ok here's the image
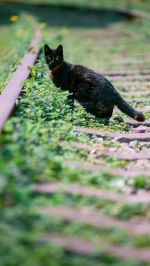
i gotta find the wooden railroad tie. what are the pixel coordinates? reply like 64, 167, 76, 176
33, 182, 150, 203
42, 233, 150, 262
59, 140, 150, 161
74, 127, 150, 143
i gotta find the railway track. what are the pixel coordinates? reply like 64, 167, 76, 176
1, 4, 150, 265
0, 26, 41, 132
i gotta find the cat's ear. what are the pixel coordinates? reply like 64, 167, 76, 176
44, 44, 52, 55
56, 45, 63, 56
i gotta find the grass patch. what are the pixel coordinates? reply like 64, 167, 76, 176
0, 11, 36, 93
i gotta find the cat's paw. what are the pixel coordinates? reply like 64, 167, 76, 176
114, 115, 124, 123
134, 113, 145, 122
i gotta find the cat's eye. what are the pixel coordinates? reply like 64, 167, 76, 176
48, 57, 52, 60
55, 56, 59, 60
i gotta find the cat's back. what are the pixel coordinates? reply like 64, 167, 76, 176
69, 64, 114, 90
70, 64, 96, 80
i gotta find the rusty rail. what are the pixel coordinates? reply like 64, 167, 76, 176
0, 26, 41, 132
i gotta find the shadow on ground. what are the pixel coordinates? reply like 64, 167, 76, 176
0, 2, 130, 28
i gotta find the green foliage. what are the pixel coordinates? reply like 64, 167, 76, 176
0, 13, 36, 93
133, 176, 148, 189
110, 203, 149, 220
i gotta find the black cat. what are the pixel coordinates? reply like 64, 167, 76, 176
44, 44, 145, 122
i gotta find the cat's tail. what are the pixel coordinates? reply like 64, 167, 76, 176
114, 93, 145, 121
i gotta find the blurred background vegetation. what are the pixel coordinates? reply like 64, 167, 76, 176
0, 0, 150, 11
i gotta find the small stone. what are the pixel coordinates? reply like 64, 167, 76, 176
94, 138, 103, 142
109, 147, 118, 152
90, 149, 97, 154
129, 140, 138, 148
131, 189, 138, 195
132, 125, 150, 133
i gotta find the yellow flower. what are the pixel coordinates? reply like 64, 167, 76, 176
40, 23, 46, 28
61, 28, 68, 34
10, 15, 18, 22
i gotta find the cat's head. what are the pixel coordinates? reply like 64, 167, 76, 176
44, 44, 64, 70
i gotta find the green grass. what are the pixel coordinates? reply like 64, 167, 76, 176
0, 7, 36, 93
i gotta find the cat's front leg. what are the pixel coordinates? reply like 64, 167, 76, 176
66, 93, 74, 113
